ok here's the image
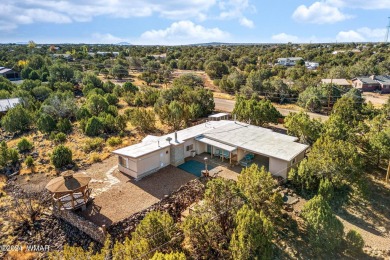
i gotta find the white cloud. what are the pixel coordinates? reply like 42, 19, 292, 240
0, 0, 218, 31
239, 17, 254, 28
336, 27, 387, 42
218, 0, 256, 28
271, 33, 299, 43
292, 2, 352, 24
91, 33, 125, 44
140, 20, 229, 45
357, 27, 387, 39
328, 0, 390, 9
336, 30, 365, 42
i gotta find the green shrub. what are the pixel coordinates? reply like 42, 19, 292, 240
17, 138, 33, 152
1, 105, 32, 133
105, 93, 119, 105
56, 118, 72, 134
76, 106, 91, 121
83, 138, 105, 153
107, 137, 122, 147
102, 114, 117, 133
54, 132, 67, 143
51, 145, 72, 168
345, 230, 364, 255
84, 116, 103, 136
25, 156, 34, 167
37, 113, 56, 134
8, 149, 19, 165
90, 152, 102, 163
107, 105, 118, 116
122, 82, 138, 93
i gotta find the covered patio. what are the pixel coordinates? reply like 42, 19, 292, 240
195, 135, 237, 165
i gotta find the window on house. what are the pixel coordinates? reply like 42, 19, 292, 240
186, 144, 193, 151
291, 158, 296, 166
119, 156, 127, 167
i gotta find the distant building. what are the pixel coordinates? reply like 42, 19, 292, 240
321, 79, 352, 88
88, 52, 119, 57
0, 67, 20, 81
374, 75, 390, 94
0, 98, 21, 113
352, 76, 381, 92
51, 54, 73, 61
277, 57, 303, 66
305, 61, 319, 70
150, 53, 167, 59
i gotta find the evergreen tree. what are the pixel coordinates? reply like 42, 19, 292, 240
230, 205, 273, 260
284, 111, 323, 145
1, 105, 32, 133
301, 195, 344, 254
237, 164, 282, 218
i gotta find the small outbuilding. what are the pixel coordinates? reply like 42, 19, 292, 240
0, 67, 20, 81
45, 171, 91, 210
208, 113, 230, 121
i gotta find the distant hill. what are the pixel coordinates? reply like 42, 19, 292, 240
115, 42, 132, 46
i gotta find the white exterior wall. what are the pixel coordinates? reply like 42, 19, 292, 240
237, 148, 246, 162
196, 142, 206, 154
183, 139, 195, 158
117, 147, 170, 179
269, 157, 289, 179
287, 150, 306, 178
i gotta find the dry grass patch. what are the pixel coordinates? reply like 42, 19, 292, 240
213, 92, 235, 100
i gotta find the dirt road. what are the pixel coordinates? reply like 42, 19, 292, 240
214, 98, 329, 121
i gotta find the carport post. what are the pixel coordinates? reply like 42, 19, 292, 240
204, 157, 208, 172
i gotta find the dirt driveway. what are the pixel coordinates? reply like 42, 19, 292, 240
80, 157, 196, 226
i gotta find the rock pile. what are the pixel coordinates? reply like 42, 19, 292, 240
108, 177, 208, 241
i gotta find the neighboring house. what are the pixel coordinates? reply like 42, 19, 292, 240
151, 53, 167, 59
113, 120, 309, 180
277, 57, 303, 66
88, 52, 119, 57
305, 61, 319, 70
0, 67, 20, 81
352, 76, 381, 92
373, 75, 390, 94
208, 113, 230, 121
0, 98, 21, 113
52, 54, 73, 61
321, 79, 352, 88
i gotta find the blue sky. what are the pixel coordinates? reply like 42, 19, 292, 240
1, 0, 390, 44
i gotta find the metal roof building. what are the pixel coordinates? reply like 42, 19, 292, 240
0, 98, 21, 113
113, 120, 308, 180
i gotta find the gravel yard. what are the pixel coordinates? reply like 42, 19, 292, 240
80, 158, 196, 226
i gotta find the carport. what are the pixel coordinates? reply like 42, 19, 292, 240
195, 136, 237, 164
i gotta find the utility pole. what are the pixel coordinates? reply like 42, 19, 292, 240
385, 17, 390, 43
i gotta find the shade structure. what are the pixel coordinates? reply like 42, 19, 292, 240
45, 171, 91, 193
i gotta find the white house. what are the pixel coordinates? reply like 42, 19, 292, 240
113, 121, 308, 180
0, 98, 21, 113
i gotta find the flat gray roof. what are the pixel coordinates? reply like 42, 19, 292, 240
0, 98, 20, 112
354, 77, 379, 84
0, 68, 14, 74
204, 122, 308, 161
113, 120, 308, 161
321, 79, 352, 86
113, 121, 231, 158
208, 113, 229, 118
196, 136, 236, 152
